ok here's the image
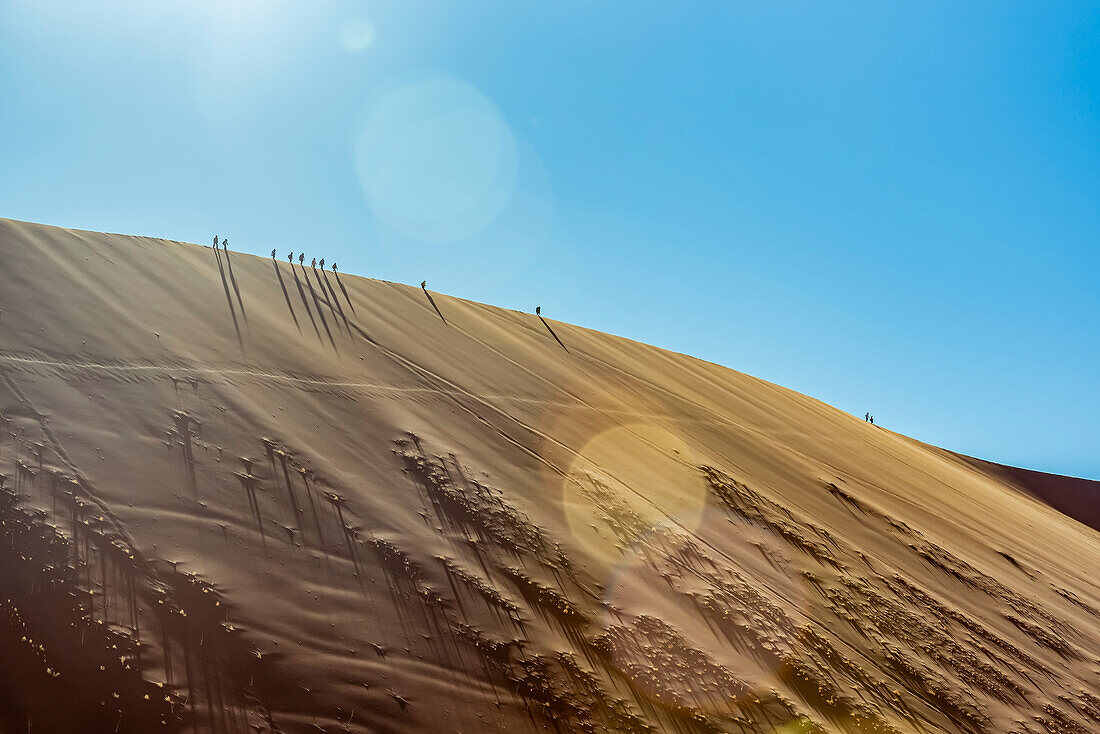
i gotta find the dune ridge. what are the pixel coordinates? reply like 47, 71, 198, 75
947, 453, 1100, 535
0, 217, 1097, 734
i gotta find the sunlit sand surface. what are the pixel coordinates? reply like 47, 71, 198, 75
0, 218, 1097, 734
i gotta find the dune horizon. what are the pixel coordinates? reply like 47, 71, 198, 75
1, 217, 1098, 734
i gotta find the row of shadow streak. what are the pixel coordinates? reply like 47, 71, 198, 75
210, 239, 567, 354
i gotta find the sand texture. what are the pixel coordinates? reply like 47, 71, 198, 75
0, 218, 1097, 734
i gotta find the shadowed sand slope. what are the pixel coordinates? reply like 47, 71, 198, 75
949, 454, 1100, 535
0, 217, 1097, 734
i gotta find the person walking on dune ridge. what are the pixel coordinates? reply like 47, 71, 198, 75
271, 249, 276, 259
319, 258, 325, 269
288, 252, 293, 263
299, 253, 305, 265
311, 257, 317, 268
213, 235, 219, 249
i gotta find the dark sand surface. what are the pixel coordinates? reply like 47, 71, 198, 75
0, 218, 1097, 734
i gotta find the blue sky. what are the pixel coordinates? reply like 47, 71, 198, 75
1, 1, 1097, 477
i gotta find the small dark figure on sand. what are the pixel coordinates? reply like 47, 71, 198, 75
319, 258, 325, 269
311, 257, 317, 268
288, 252, 293, 263
332, 262, 338, 272
535, 304, 567, 351
271, 249, 276, 259
299, 253, 305, 265
213, 236, 219, 248
865, 413, 869, 422
222, 239, 229, 251
870, 415, 875, 425
420, 281, 446, 323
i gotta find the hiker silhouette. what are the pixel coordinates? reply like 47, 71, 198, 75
288, 252, 293, 263
536, 306, 567, 351
213, 236, 219, 248
332, 262, 338, 272
319, 258, 325, 269
420, 281, 446, 323
311, 258, 317, 268
222, 239, 229, 251
271, 249, 276, 259
299, 253, 305, 265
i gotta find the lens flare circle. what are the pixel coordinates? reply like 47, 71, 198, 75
355, 77, 519, 243
561, 422, 708, 575
340, 19, 376, 52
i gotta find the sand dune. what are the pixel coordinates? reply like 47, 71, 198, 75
947, 454, 1100, 535
0, 217, 1097, 734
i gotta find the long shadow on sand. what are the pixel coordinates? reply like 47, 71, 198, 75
289, 263, 322, 343
301, 265, 338, 352
332, 270, 357, 315
305, 266, 345, 337
421, 286, 447, 324
319, 268, 352, 334
271, 260, 300, 332
222, 247, 248, 324
213, 247, 245, 353
538, 315, 568, 352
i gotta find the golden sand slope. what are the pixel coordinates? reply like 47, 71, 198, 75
0, 218, 1097, 734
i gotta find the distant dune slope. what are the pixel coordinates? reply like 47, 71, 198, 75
950, 453, 1100, 534
0, 217, 1097, 734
